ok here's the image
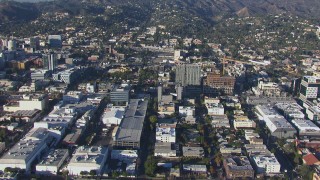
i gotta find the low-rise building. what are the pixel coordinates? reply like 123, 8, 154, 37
111, 150, 138, 162
184, 116, 197, 124
67, 146, 108, 176
101, 105, 125, 126
292, 119, 320, 137
3, 94, 48, 112
113, 98, 148, 149
223, 156, 254, 179
182, 146, 204, 157
9, 110, 41, 122
252, 80, 281, 97
211, 115, 230, 128
36, 106, 76, 128
244, 130, 260, 141
156, 123, 176, 143
62, 128, 83, 146
220, 144, 242, 155
275, 103, 304, 119
251, 155, 281, 175
255, 105, 296, 138
36, 149, 69, 175
63, 91, 83, 103
154, 142, 176, 158
245, 144, 272, 156
158, 103, 175, 115
0, 128, 55, 172
179, 106, 195, 117
305, 105, 320, 121
206, 103, 224, 115
182, 164, 207, 175
233, 116, 256, 130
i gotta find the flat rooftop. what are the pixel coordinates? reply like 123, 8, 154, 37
225, 156, 253, 171
0, 128, 50, 163
11, 109, 40, 117
115, 99, 148, 143
37, 149, 68, 167
292, 119, 320, 131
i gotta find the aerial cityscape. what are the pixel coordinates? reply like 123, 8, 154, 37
0, 0, 319, 179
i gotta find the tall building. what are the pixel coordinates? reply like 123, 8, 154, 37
52, 68, 79, 84
204, 72, 235, 95
158, 85, 163, 102
0, 53, 4, 70
110, 84, 130, 105
291, 78, 301, 96
176, 85, 183, 100
174, 50, 181, 61
30, 36, 40, 50
175, 64, 201, 87
43, 51, 58, 71
299, 76, 320, 102
7, 39, 16, 51
48, 35, 62, 48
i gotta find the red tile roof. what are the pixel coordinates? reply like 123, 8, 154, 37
303, 154, 319, 165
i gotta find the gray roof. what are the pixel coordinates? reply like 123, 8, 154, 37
0, 128, 50, 164
37, 149, 68, 167
115, 99, 148, 143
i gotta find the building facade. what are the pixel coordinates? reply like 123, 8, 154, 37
204, 72, 235, 95
175, 64, 201, 87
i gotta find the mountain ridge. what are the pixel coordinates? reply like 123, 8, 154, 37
0, 0, 319, 23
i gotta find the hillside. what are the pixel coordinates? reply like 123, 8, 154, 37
0, 0, 320, 23
0, 2, 39, 22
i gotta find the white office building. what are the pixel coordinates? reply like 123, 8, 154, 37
67, 146, 108, 176
179, 106, 195, 117
305, 105, 320, 121
292, 119, 320, 136
0, 128, 54, 172
156, 123, 176, 143
3, 94, 48, 112
35, 107, 76, 128
251, 155, 281, 174
206, 103, 224, 115
275, 103, 304, 119
36, 149, 69, 175
255, 105, 296, 138
101, 105, 125, 126
52, 68, 79, 84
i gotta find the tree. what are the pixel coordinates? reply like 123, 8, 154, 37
277, 138, 286, 148
144, 155, 157, 176
89, 170, 97, 176
62, 170, 69, 178
298, 165, 314, 180
80, 171, 88, 176
0, 128, 6, 142
149, 115, 157, 124
209, 166, 216, 174
214, 152, 223, 166
112, 171, 120, 178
